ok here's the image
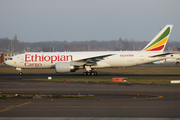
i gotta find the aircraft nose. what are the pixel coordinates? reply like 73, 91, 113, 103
5, 60, 8, 65
5, 60, 11, 66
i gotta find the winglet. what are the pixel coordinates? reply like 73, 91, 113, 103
142, 25, 173, 52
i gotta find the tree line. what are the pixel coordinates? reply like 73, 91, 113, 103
0, 37, 179, 52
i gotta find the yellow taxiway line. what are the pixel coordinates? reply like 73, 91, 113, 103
0, 101, 31, 113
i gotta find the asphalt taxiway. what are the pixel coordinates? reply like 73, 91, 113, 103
0, 76, 180, 118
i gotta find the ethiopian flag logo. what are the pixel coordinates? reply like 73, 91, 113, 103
143, 25, 172, 52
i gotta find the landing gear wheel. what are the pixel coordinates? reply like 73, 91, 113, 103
83, 71, 97, 76
83, 72, 87, 76
87, 72, 91, 76
19, 72, 23, 76
94, 71, 97, 75
91, 72, 95, 76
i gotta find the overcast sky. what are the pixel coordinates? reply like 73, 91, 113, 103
0, 0, 179, 42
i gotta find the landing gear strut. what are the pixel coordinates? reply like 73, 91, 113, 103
83, 71, 97, 76
83, 66, 97, 76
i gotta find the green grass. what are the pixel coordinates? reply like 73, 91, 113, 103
0, 94, 95, 99
1, 65, 180, 85
1, 65, 180, 75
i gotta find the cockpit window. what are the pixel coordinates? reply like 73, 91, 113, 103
8, 58, 13, 60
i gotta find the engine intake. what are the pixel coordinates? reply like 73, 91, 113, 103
55, 62, 76, 73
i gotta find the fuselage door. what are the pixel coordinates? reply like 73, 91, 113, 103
19, 55, 24, 63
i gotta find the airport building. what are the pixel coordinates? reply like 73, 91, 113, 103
0, 52, 20, 64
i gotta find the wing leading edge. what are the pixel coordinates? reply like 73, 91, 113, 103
71, 54, 114, 66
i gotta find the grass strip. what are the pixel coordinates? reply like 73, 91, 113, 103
0, 94, 95, 99
1, 65, 180, 75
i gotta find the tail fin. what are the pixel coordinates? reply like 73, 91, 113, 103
142, 25, 173, 52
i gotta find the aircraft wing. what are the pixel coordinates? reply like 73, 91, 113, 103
71, 54, 114, 66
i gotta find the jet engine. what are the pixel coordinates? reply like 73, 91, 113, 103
55, 62, 77, 73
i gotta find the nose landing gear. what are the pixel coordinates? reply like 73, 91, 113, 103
16, 68, 23, 76
19, 72, 23, 76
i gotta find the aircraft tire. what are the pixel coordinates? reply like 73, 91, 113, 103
91, 72, 95, 76
94, 71, 97, 75
83, 72, 87, 76
19, 72, 23, 76
83, 72, 97, 76
87, 72, 91, 76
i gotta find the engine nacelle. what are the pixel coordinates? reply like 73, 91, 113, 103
55, 62, 76, 73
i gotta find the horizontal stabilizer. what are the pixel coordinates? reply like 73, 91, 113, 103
149, 53, 173, 58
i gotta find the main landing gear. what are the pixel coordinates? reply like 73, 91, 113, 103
83, 66, 97, 76
83, 71, 97, 76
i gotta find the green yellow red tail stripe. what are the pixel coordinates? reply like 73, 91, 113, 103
143, 25, 173, 52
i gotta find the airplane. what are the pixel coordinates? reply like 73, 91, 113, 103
153, 55, 180, 65
5, 25, 173, 76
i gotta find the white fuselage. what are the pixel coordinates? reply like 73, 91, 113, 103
5, 51, 172, 69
